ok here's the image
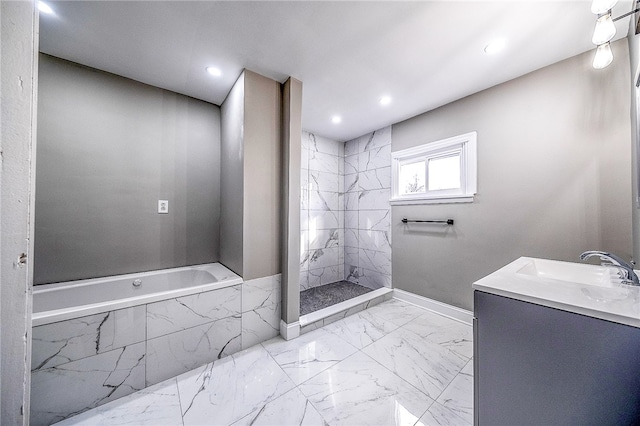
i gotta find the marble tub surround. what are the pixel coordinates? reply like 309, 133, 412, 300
32, 273, 283, 425
55, 299, 473, 426
299, 280, 373, 315
31, 305, 145, 371
32, 342, 146, 426
300, 131, 345, 291
344, 126, 392, 290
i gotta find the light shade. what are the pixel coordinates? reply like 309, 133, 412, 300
591, 0, 618, 14
593, 42, 614, 69
484, 38, 507, 54
592, 13, 616, 45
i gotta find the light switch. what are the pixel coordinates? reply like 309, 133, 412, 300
158, 200, 169, 214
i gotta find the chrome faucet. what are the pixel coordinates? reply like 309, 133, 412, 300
579, 251, 640, 286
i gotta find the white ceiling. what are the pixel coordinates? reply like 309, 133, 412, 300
39, 1, 633, 141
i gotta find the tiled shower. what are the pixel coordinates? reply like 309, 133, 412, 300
300, 126, 392, 313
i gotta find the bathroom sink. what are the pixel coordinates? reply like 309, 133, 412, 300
516, 258, 617, 288
473, 257, 640, 328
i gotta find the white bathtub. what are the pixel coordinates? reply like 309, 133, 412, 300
32, 262, 242, 326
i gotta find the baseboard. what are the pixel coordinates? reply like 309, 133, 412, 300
279, 319, 300, 340
393, 289, 473, 325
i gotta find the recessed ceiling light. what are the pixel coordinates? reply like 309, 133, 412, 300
379, 96, 392, 106
206, 66, 222, 77
484, 39, 507, 54
331, 115, 342, 124
38, 1, 54, 14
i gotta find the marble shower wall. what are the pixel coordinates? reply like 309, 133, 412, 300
300, 131, 345, 290
300, 127, 392, 294
344, 126, 392, 289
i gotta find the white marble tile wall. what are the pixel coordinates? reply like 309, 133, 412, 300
32, 275, 283, 425
344, 126, 392, 289
301, 131, 345, 291
241, 274, 282, 349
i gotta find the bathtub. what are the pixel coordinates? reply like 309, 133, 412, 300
32, 262, 242, 326
31, 262, 278, 426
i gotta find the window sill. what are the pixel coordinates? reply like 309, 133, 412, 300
390, 195, 475, 205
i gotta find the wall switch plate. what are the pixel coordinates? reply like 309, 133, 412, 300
158, 200, 169, 214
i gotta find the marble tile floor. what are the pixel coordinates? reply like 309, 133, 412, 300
54, 299, 473, 426
300, 281, 373, 316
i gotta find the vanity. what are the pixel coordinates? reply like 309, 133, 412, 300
473, 257, 640, 425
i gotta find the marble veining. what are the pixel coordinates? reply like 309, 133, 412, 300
230, 387, 327, 426
32, 306, 145, 371
177, 345, 295, 425
146, 315, 242, 386
54, 299, 474, 426
299, 351, 433, 426
363, 326, 469, 399
359, 209, 390, 231
53, 379, 183, 426
262, 328, 358, 385
147, 285, 241, 339
308, 265, 342, 288
241, 302, 281, 349
31, 343, 146, 426
403, 311, 473, 359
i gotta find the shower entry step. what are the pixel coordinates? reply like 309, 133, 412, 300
300, 281, 374, 316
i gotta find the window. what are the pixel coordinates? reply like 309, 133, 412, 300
391, 132, 477, 204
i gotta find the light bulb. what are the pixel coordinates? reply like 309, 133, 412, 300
593, 43, 614, 69
592, 13, 616, 45
379, 96, 392, 106
206, 66, 222, 77
591, 0, 618, 15
331, 115, 342, 124
38, 1, 54, 14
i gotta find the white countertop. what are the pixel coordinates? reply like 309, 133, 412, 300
473, 257, 640, 328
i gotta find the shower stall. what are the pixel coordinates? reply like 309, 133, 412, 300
299, 127, 392, 317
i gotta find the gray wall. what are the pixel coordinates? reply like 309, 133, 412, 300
220, 73, 245, 276
219, 69, 283, 281
35, 54, 221, 284
1, 1, 37, 423
628, 25, 640, 263
392, 40, 632, 311
243, 70, 282, 280
281, 78, 303, 325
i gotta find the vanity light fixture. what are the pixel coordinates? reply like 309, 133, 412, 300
592, 13, 616, 45
590, 0, 639, 69
331, 115, 342, 124
205, 66, 222, 77
38, 1, 54, 14
593, 42, 614, 69
379, 96, 392, 106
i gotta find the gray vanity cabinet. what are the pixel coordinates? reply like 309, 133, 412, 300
473, 290, 640, 425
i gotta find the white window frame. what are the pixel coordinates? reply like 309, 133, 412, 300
391, 131, 477, 205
